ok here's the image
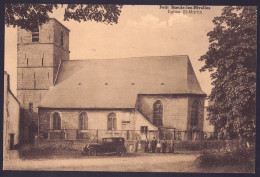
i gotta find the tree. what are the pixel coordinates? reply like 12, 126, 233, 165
199, 6, 256, 141
5, 4, 123, 31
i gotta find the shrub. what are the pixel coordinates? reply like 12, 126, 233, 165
196, 141, 255, 167
175, 140, 225, 151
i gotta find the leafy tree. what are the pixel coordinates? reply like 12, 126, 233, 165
5, 4, 123, 31
199, 6, 257, 141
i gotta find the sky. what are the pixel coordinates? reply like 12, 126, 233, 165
4, 5, 224, 100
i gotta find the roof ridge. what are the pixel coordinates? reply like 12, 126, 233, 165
64, 55, 189, 62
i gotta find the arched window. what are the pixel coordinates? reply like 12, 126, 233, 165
107, 113, 117, 130
191, 100, 199, 126
153, 100, 163, 126
79, 112, 88, 130
52, 112, 61, 130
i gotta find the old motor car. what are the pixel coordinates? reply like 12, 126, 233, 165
82, 137, 127, 156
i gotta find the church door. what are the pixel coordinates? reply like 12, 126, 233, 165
28, 123, 38, 142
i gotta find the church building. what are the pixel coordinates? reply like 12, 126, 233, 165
17, 18, 206, 142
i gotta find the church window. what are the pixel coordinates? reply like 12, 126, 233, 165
52, 112, 61, 130
27, 58, 28, 66
107, 112, 117, 130
153, 100, 163, 126
42, 58, 44, 66
61, 31, 64, 47
79, 111, 88, 130
32, 28, 39, 42
191, 100, 199, 126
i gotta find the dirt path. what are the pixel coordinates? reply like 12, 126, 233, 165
3, 153, 198, 172
3, 152, 253, 173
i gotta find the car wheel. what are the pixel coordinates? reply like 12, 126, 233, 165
117, 148, 124, 157
88, 149, 97, 156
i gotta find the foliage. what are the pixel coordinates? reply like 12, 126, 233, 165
199, 6, 257, 141
175, 140, 226, 151
5, 4, 123, 31
196, 141, 255, 167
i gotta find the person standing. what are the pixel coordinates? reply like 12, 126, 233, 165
156, 140, 161, 153
169, 139, 174, 153
170, 138, 175, 153
151, 137, 157, 153
147, 141, 151, 153
162, 139, 167, 153
144, 140, 148, 153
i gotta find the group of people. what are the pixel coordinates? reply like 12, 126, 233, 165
145, 137, 174, 153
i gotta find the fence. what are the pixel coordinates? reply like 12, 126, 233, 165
39, 128, 216, 142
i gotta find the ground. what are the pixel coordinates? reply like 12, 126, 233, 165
3, 151, 254, 172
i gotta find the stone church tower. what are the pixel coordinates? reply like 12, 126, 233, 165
17, 19, 70, 142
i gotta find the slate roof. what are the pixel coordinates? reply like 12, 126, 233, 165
39, 55, 206, 109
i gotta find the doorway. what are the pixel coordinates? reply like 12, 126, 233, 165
9, 134, 14, 150
28, 122, 38, 142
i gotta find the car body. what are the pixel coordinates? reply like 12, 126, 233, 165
82, 137, 127, 156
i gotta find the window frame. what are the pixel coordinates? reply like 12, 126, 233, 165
79, 111, 88, 130
153, 100, 163, 126
107, 112, 117, 130
50, 111, 62, 130
191, 100, 200, 127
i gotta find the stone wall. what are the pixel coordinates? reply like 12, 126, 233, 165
17, 90, 49, 111
34, 139, 137, 153
137, 95, 189, 130
17, 19, 70, 142
187, 96, 205, 131
38, 108, 158, 141
17, 20, 70, 111
53, 20, 69, 51
137, 95, 205, 131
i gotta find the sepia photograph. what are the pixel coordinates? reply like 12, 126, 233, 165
3, 3, 256, 173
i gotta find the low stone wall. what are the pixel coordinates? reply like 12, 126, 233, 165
34, 139, 91, 151
34, 139, 138, 153
32, 140, 243, 153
